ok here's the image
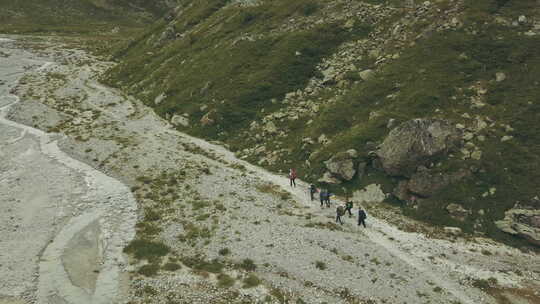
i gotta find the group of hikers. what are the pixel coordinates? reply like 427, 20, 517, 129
288, 169, 368, 227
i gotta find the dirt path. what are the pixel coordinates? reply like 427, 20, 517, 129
0, 38, 136, 304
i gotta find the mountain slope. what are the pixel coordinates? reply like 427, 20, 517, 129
104, 0, 540, 247
0, 0, 173, 32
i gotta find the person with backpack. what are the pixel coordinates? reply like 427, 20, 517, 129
289, 168, 297, 187
345, 199, 353, 217
358, 206, 367, 228
325, 192, 332, 208
336, 205, 345, 225
309, 184, 318, 201
319, 188, 327, 208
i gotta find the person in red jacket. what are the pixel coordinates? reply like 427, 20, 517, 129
289, 168, 297, 187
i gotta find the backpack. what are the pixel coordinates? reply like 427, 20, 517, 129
337, 206, 344, 216
290, 169, 297, 179
359, 210, 367, 219
346, 201, 353, 208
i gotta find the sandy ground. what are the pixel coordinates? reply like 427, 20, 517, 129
1, 36, 539, 304
0, 38, 136, 304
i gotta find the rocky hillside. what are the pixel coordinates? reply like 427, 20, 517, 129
0, 0, 175, 33
104, 0, 540, 247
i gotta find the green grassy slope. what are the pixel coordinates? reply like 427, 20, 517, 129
105, 0, 540, 246
0, 0, 170, 33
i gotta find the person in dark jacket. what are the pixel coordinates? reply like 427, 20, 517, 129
319, 189, 327, 208
336, 205, 345, 225
345, 199, 353, 217
358, 207, 367, 228
309, 184, 318, 201
325, 192, 332, 208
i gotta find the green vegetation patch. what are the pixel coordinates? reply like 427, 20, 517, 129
124, 239, 170, 261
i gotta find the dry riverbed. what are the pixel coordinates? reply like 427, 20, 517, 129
1, 36, 539, 304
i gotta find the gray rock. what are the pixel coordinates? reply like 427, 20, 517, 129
407, 169, 470, 197
387, 118, 396, 129
393, 180, 410, 201
324, 152, 356, 181
322, 67, 337, 84
318, 172, 341, 184
376, 119, 461, 176
318, 134, 331, 145
346, 149, 358, 158
171, 114, 189, 127
496, 201, 540, 246
357, 162, 367, 181
159, 26, 176, 43
263, 121, 278, 134
446, 203, 469, 221
154, 93, 167, 105
444, 227, 462, 235
359, 69, 375, 81
200, 110, 217, 126
495, 72, 506, 82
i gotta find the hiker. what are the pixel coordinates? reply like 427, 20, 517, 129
325, 192, 332, 208
358, 206, 367, 228
336, 205, 345, 225
319, 188, 327, 208
289, 168, 297, 187
309, 184, 318, 201
345, 199, 353, 217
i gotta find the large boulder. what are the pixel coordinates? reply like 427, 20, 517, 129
407, 168, 470, 197
323, 150, 358, 181
353, 184, 386, 204
496, 200, 540, 246
376, 119, 461, 177
318, 172, 341, 185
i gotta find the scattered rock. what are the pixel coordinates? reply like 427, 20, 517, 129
154, 93, 167, 105
496, 201, 540, 246
444, 227, 462, 235
200, 110, 217, 126
263, 121, 278, 134
446, 203, 469, 221
359, 69, 375, 81
318, 172, 341, 184
171, 114, 189, 127
318, 134, 331, 145
495, 72, 506, 82
501, 135, 513, 142
376, 119, 461, 177
470, 150, 482, 160
387, 118, 396, 129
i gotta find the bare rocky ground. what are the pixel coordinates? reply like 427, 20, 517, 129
1, 36, 539, 304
